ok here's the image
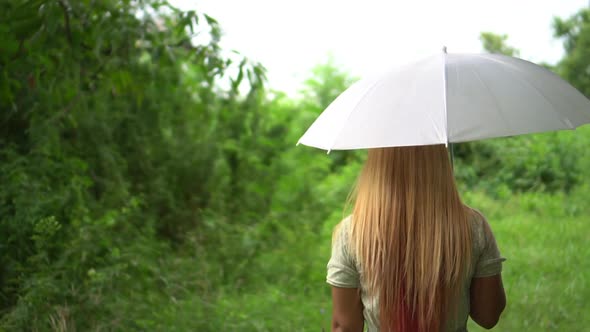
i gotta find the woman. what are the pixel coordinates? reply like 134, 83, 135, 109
327, 145, 506, 332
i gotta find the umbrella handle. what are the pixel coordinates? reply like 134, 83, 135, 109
449, 143, 455, 173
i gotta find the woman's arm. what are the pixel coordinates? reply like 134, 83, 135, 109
469, 274, 506, 329
331, 286, 364, 332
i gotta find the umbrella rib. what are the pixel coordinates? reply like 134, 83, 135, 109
501, 64, 576, 129
467, 64, 514, 133
478, 54, 585, 126
426, 112, 444, 143
518, 76, 575, 129
327, 79, 383, 152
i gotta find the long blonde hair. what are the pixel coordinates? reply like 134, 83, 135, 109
350, 145, 472, 332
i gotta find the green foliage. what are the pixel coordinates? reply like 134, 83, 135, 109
0, 1, 589, 331
554, 8, 590, 97
479, 32, 520, 56
464, 191, 590, 331
0, 0, 267, 329
301, 56, 357, 109
454, 128, 587, 194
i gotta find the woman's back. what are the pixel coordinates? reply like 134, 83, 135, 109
326, 145, 506, 332
327, 208, 505, 331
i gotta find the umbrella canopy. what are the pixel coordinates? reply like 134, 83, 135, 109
298, 52, 590, 152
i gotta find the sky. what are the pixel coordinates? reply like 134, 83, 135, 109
172, 0, 589, 95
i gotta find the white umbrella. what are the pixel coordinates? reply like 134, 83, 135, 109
297, 50, 590, 152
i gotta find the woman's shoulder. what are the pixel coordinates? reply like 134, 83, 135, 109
465, 206, 492, 250
332, 215, 353, 243
340, 215, 353, 229
465, 206, 489, 227
465, 206, 504, 267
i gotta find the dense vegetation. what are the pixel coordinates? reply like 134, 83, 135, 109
0, 1, 588, 331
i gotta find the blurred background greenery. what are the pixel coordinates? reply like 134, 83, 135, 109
0, 1, 589, 331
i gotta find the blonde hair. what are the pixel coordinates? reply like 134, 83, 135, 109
349, 145, 472, 332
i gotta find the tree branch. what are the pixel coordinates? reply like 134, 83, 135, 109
9, 39, 25, 61
57, 0, 73, 45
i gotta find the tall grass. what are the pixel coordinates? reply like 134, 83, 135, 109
183, 189, 589, 331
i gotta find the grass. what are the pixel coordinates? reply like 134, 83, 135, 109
467, 219, 589, 331
201, 190, 590, 331
467, 199, 590, 330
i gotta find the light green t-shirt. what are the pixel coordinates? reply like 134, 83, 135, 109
326, 209, 505, 332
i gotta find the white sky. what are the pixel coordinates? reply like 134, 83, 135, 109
173, 0, 589, 95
